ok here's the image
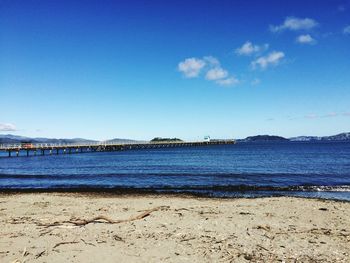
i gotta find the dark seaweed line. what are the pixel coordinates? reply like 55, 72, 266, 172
0, 184, 349, 192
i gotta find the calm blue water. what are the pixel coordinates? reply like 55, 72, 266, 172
0, 142, 350, 201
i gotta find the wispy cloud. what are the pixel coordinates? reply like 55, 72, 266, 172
178, 56, 239, 87
296, 34, 316, 44
323, 112, 338, 118
235, 41, 269, 56
338, 5, 346, 12
205, 67, 228, 80
305, 114, 318, 119
178, 58, 206, 78
251, 51, 285, 70
270, 17, 318, 32
304, 112, 342, 119
203, 56, 220, 66
216, 77, 239, 87
0, 123, 17, 132
271, 112, 347, 121
343, 25, 350, 35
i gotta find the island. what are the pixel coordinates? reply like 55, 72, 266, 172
240, 135, 289, 142
150, 137, 183, 143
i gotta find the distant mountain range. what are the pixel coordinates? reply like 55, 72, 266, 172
0, 134, 142, 144
0, 132, 349, 144
289, 132, 350, 141
240, 135, 289, 142
238, 132, 350, 142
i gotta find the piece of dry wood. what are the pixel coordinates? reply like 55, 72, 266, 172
257, 244, 269, 251
180, 237, 196, 242
81, 239, 96, 246
256, 225, 271, 231
68, 205, 169, 226
22, 247, 28, 257
174, 208, 190, 212
113, 235, 124, 242
53, 241, 79, 249
41, 206, 169, 227
35, 250, 46, 259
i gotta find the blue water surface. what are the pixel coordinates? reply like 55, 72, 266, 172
0, 141, 349, 201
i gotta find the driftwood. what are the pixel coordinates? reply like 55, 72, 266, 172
41, 206, 169, 227
35, 250, 46, 259
80, 238, 96, 246
256, 225, 271, 231
53, 241, 79, 249
257, 244, 269, 251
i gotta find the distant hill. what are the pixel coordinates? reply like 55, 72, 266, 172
290, 132, 350, 141
239, 135, 289, 142
105, 138, 145, 144
1, 132, 349, 145
320, 132, 350, 141
0, 134, 141, 145
236, 132, 350, 143
0, 134, 97, 144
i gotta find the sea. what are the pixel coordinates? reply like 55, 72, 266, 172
0, 141, 350, 201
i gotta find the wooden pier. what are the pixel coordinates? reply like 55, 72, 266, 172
0, 140, 235, 158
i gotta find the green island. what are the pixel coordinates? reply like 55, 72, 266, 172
150, 137, 183, 143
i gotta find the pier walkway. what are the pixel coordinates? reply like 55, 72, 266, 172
0, 140, 235, 157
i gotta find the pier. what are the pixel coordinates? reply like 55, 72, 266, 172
0, 140, 235, 158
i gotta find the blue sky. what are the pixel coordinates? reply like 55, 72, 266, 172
1, 0, 350, 140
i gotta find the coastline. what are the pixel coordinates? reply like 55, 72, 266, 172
1, 193, 349, 262
1, 187, 349, 202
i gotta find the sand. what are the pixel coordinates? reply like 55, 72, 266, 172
0, 193, 349, 263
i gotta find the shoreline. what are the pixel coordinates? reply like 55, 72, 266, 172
1, 193, 349, 262
1, 189, 349, 203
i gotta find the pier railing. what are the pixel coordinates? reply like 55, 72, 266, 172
0, 141, 146, 151
0, 139, 235, 150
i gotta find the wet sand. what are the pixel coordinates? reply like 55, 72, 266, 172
0, 193, 349, 262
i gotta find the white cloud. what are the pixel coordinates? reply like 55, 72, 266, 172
343, 25, 350, 35
203, 56, 220, 66
205, 67, 228, 80
305, 114, 318, 119
251, 51, 285, 69
216, 77, 239, 86
235, 41, 269, 56
270, 17, 318, 32
323, 112, 338, 118
178, 56, 239, 87
0, 123, 17, 131
178, 58, 206, 78
296, 34, 316, 44
296, 112, 350, 118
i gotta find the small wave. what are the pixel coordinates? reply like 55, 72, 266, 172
0, 171, 349, 179
0, 184, 349, 192
293, 185, 350, 192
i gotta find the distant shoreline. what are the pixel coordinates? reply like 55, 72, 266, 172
1, 132, 350, 144
1, 188, 349, 203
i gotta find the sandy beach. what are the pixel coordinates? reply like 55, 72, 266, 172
0, 193, 349, 262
